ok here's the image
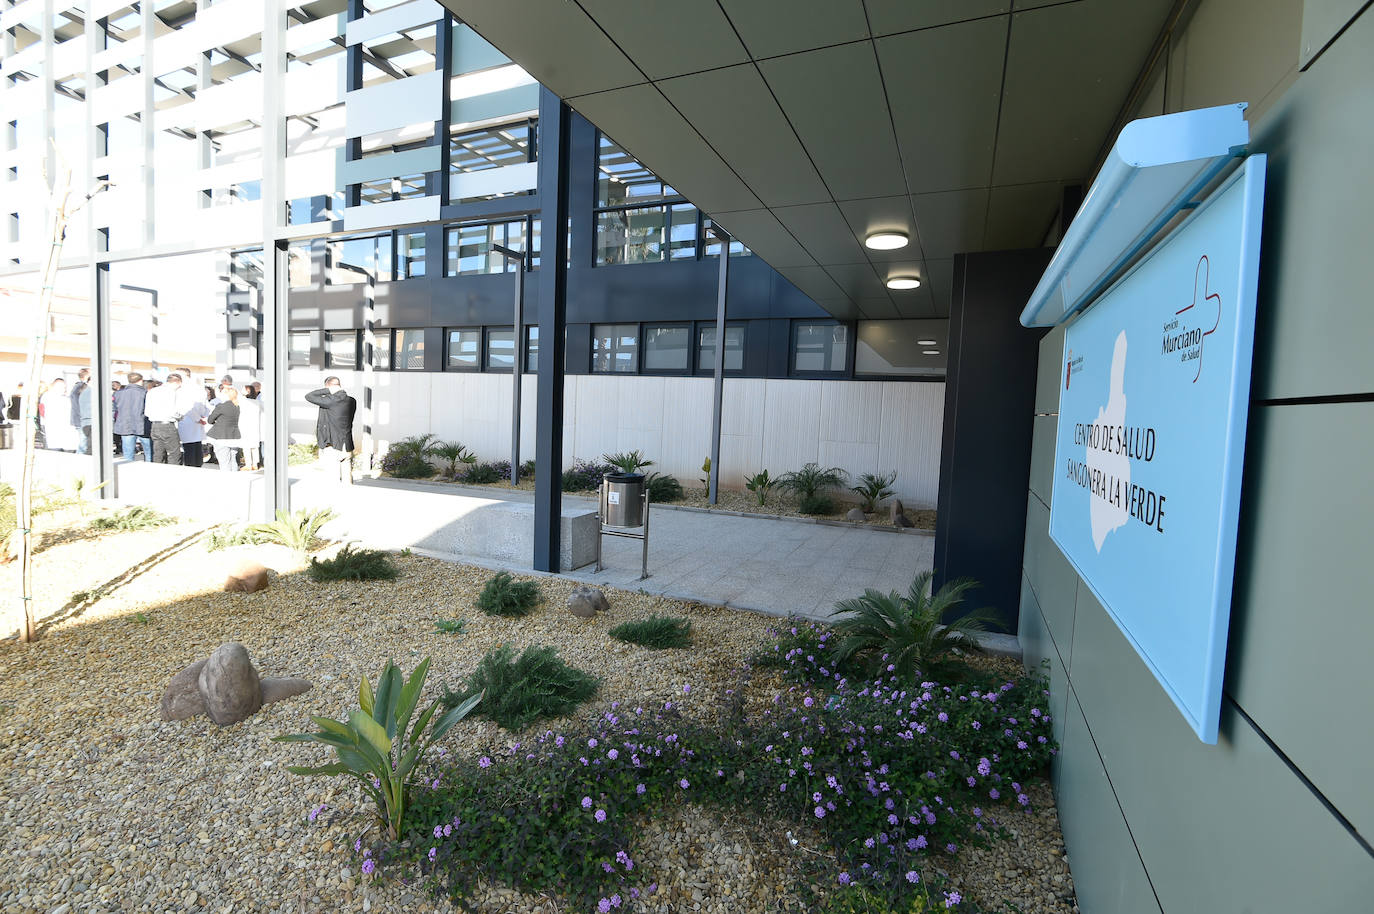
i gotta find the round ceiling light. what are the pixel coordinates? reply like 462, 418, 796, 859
886, 276, 921, 290
917, 338, 937, 345
865, 231, 909, 250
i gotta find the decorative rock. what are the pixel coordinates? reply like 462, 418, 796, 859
845, 508, 866, 522
224, 559, 269, 593
567, 585, 610, 618
198, 642, 262, 726
890, 499, 905, 524
261, 676, 313, 705
159, 658, 208, 721
894, 512, 915, 528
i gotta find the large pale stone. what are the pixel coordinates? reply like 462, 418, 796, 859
160, 658, 208, 721
845, 508, 866, 522
890, 499, 905, 524
198, 643, 262, 726
567, 585, 610, 619
224, 559, 269, 593
261, 677, 313, 705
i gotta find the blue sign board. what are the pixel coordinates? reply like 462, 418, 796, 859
1050, 156, 1266, 743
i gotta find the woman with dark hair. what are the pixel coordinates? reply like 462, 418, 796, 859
204, 386, 242, 472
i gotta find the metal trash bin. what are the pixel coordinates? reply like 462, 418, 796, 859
602, 472, 646, 528
0, 423, 13, 450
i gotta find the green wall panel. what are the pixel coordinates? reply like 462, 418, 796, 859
1055, 693, 1162, 914
1227, 401, 1374, 838
1028, 414, 1056, 507
1069, 591, 1374, 913
1022, 493, 1078, 656
1016, 580, 1069, 753
1034, 323, 1065, 415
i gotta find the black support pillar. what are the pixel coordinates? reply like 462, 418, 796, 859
532, 89, 570, 572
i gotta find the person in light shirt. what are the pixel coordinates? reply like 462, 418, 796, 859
143, 372, 187, 465
178, 386, 211, 468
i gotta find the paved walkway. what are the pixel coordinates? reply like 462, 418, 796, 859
306, 475, 934, 623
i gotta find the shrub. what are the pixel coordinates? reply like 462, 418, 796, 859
779, 463, 849, 499
441, 644, 599, 730
798, 493, 834, 515
645, 471, 683, 503
90, 505, 175, 531
475, 570, 542, 617
562, 458, 612, 492
518, 459, 536, 479
381, 434, 438, 478
434, 618, 466, 635
830, 571, 995, 683
275, 657, 481, 840
399, 658, 1056, 912
430, 441, 477, 477
287, 442, 319, 466
205, 524, 257, 551
749, 618, 867, 687
850, 471, 897, 514
744, 469, 776, 506
603, 450, 652, 474
462, 461, 504, 484
247, 507, 336, 555
609, 615, 691, 649
308, 544, 399, 582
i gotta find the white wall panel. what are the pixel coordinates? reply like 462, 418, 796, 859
449, 160, 539, 200
876, 382, 944, 507
760, 379, 823, 473
284, 56, 346, 118
345, 71, 443, 138
342, 195, 440, 231
347, 0, 443, 46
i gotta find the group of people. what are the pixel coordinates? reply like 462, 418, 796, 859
3, 370, 358, 483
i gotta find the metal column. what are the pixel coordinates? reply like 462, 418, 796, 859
492, 243, 526, 486
259, 1, 289, 520
707, 228, 730, 504
532, 90, 570, 573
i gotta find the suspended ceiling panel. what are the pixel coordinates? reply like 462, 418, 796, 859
441, 0, 1176, 321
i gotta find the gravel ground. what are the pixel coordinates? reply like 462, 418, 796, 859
0, 516, 1069, 914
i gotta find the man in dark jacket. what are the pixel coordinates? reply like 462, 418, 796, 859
70, 368, 90, 454
113, 372, 152, 461
305, 376, 357, 483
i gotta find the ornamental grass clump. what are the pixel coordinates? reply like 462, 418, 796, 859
388, 658, 1055, 913
830, 572, 995, 683
308, 544, 398, 582
562, 458, 614, 492
645, 471, 683, 503
381, 434, 438, 479
441, 644, 599, 731
475, 570, 542, 617
275, 657, 481, 840
608, 615, 692, 649
248, 507, 336, 556
850, 471, 897, 514
90, 505, 174, 531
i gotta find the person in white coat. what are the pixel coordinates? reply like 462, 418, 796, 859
236, 384, 263, 470
40, 378, 80, 452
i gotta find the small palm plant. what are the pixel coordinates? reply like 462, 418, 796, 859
829, 571, 994, 682
248, 507, 336, 555
744, 469, 775, 506
430, 440, 478, 477
850, 471, 897, 513
275, 658, 481, 840
603, 450, 653, 475
778, 463, 848, 499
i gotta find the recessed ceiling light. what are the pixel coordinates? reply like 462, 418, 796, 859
917, 338, 937, 345
886, 276, 921, 290
865, 231, 908, 251
923, 349, 940, 355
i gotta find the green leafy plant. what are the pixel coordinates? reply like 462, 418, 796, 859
602, 449, 653, 475
247, 507, 336, 555
308, 544, 399, 582
518, 459, 536, 479
287, 442, 320, 466
699, 456, 712, 497
462, 462, 502, 484
850, 471, 897, 514
744, 469, 775, 506
442, 644, 598, 731
778, 463, 849, 500
798, 493, 834, 515
381, 434, 438, 479
433, 618, 466, 635
274, 658, 481, 840
645, 471, 683, 503
475, 570, 542, 617
608, 615, 692, 649
829, 571, 995, 682
430, 441, 478, 477
562, 459, 612, 491
205, 524, 258, 551
90, 505, 174, 531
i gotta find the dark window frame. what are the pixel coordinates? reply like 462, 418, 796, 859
324, 329, 360, 370
444, 215, 539, 277
693, 320, 748, 376
524, 325, 539, 374
444, 326, 482, 372
592, 131, 704, 267
789, 319, 854, 378
288, 330, 313, 367
590, 322, 641, 374
371, 328, 393, 371
639, 321, 692, 376
393, 327, 428, 372
483, 325, 516, 373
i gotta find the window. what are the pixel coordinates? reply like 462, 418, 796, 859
398, 231, 426, 279
449, 118, 537, 204
792, 321, 849, 374
703, 218, 753, 258
594, 133, 699, 266
328, 233, 393, 284
855, 320, 945, 377
288, 240, 313, 288
486, 327, 515, 371
446, 328, 480, 370
372, 329, 393, 370
697, 323, 745, 373
395, 329, 426, 370
325, 330, 358, 370
229, 330, 255, 368
642, 324, 690, 373
591, 324, 638, 373
289, 331, 312, 367
445, 218, 535, 276
525, 325, 539, 373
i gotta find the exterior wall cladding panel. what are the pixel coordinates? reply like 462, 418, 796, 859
0, 4, 947, 508
1024, 1, 1374, 911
